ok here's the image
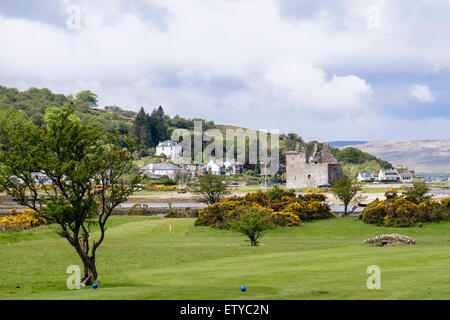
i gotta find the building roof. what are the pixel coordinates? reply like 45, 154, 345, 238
155, 163, 179, 170
399, 172, 413, 178
359, 171, 376, 178
142, 163, 180, 171
158, 140, 178, 147
380, 169, 399, 174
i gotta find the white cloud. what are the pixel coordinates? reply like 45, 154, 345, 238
0, 0, 449, 140
260, 60, 373, 113
410, 85, 434, 103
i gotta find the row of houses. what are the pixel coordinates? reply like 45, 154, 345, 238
141, 160, 244, 179
357, 168, 415, 183
148, 140, 246, 179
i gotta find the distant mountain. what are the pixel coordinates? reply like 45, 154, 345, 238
346, 140, 450, 174
328, 141, 368, 147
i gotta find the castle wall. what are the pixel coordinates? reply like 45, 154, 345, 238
286, 150, 343, 188
328, 163, 344, 184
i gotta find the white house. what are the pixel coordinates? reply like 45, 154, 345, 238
155, 141, 183, 160
399, 172, 414, 183
141, 163, 180, 179
224, 160, 244, 176
206, 160, 226, 175
204, 160, 243, 176
377, 169, 401, 181
357, 171, 377, 182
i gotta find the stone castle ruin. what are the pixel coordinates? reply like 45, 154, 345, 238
286, 143, 344, 188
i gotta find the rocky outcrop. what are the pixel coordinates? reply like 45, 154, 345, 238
364, 234, 416, 246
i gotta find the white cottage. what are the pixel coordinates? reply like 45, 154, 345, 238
357, 171, 377, 182
206, 160, 226, 175
155, 141, 183, 160
377, 169, 401, 181
141, 163, 180, 179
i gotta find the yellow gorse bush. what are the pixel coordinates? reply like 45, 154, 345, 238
143, 184, 181, 191
0, 209, 48, 232
359, 196, 450, 227
195, 190, 334, 229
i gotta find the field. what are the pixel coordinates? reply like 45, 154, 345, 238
1, 217, 449, 300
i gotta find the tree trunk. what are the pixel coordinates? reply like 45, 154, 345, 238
81, 256, 97, 286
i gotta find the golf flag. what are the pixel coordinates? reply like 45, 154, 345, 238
170, 224, 172, 232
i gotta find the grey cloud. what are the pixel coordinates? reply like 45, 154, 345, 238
276, 0, 344, 19
0, 0, 66, 27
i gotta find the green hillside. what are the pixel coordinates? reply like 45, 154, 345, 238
0, 85, 391, 176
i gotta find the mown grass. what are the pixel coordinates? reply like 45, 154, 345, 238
1, 217, 449, 300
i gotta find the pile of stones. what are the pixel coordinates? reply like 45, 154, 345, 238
364, 234, 416, 247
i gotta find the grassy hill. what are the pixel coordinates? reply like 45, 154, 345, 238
0, 85, 392, 176
1, 216, 449, 299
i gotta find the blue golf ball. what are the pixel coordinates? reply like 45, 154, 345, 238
92, 283, 98, 289
240, 286, 246, 292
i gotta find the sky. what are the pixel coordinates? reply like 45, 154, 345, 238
0, 0, 449, 142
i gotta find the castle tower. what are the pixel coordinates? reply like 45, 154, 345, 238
311, 143, 322, 164
320, 143, 338, 163
286, 144, 343, 188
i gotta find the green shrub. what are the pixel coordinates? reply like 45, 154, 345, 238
403, 181, 430, 204
232, 207, 274, 246
165, 208, 199, 218
126, 204, 151, 216
271, 211, 302, 227
195, 187, 333, 229
302, 193, 327, 202
265, 186, 295, 201
358, 200, 386, 225
359, 196, 450, 227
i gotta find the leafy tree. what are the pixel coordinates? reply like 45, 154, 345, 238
337, 147, 392, 169
232, 208, 274, 246
175, 167, 192, 185
265, 186, 296, 201
404, 181, 430, 204
331, 175, 362, 216
133, 107, 153, 148
337, 147, 365, 164
0, 107, 30, 145
44, 106, 81, 126
0, 107, 143, 285
75, 90, 98, 108
194, 174, 230, 205
226, 166, 234, 175
149, 106, 169, 146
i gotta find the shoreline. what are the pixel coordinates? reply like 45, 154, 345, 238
1, 186, 448, 216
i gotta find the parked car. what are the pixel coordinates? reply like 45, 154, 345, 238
317, 184, 331, 188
